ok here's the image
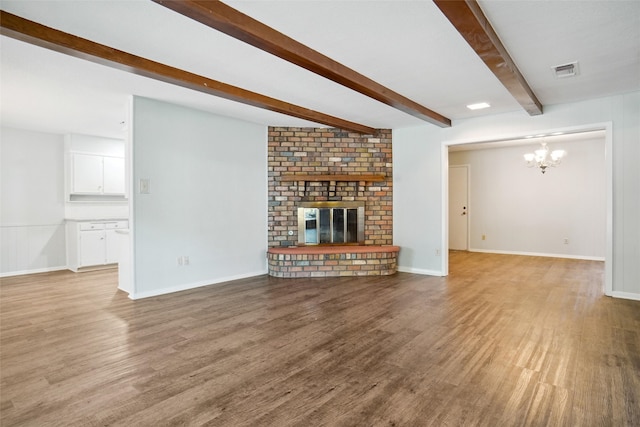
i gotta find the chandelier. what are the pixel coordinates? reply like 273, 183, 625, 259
524, 142, 566, 174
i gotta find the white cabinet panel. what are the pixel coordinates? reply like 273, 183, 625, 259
72, 154, 103, 194
79, 222, 105, 231
105, 229, 120, 264
105, 222, 127, 264
79, 229, 106, 267
105, 221, 128, 230
103, 157, 125, 194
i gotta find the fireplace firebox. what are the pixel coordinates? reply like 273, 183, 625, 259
297, 201, 365, 245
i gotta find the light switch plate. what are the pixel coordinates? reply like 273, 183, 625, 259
139, 178, 150, 194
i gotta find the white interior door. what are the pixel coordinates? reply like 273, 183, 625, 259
449, 165, 469, 251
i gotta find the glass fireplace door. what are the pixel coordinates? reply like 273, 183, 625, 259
298, 202, 364, 245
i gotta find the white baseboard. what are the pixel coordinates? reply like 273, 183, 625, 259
397, 266, 444, 276
129, 269, 269, 300
468, 248, 605, 261
0, 266, 68, 278
609, 291, 640, 301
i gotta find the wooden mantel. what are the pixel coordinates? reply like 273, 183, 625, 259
279, 174, 385, 182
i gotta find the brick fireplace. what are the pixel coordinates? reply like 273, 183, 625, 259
267, 127, 398, 277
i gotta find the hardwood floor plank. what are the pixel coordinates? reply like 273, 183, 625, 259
1, 252, 638, 426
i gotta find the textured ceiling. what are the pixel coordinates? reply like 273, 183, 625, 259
1, 0, 638, 139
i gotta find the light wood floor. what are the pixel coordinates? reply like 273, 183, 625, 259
1, 252, 639, 426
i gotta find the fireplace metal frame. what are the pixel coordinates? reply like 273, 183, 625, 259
297, 201, 365, 245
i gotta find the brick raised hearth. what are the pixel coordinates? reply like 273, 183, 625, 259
267, 245, 400, 278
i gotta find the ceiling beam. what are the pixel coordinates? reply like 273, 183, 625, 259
0, 11, 376, 135
434, 0, 543, 116
152, 0, 452, 128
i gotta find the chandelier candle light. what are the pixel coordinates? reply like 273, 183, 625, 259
524, 142, 566, 174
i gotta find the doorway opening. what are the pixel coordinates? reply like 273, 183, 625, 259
442, 124, 612, 295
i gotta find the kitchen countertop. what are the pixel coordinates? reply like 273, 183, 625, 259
65, 218, 129, 222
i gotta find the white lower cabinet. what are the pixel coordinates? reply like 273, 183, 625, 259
66, 220, 128, 272
79, 228, 107, 267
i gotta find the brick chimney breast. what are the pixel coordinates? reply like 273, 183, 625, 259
268, 127, 392, 248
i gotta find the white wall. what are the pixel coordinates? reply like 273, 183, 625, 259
0, 127, 66, 275
394, 91, 640, 300
393, 125, 443, 275
131, 97, 267, 299
449, 136, 605, 259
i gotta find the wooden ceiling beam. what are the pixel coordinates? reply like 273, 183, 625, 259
152, 0, 452, 128
0, 10, 376, 135
434, 0, 543, 116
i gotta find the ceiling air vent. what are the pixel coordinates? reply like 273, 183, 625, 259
552, 61, 579, 78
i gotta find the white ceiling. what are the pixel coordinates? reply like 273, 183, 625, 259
1, 0, 639, 140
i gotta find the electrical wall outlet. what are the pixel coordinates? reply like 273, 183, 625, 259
482, 234, 486, 241
563, 238, 569, 244
435, 249, 441, 256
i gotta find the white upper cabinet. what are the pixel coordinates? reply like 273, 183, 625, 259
65, 134, 127, 202
71, 153, 104, 194
71, 153, 125, 196
103, 156, 125, 194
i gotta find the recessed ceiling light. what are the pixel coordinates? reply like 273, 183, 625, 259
466, 102, 490, 110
